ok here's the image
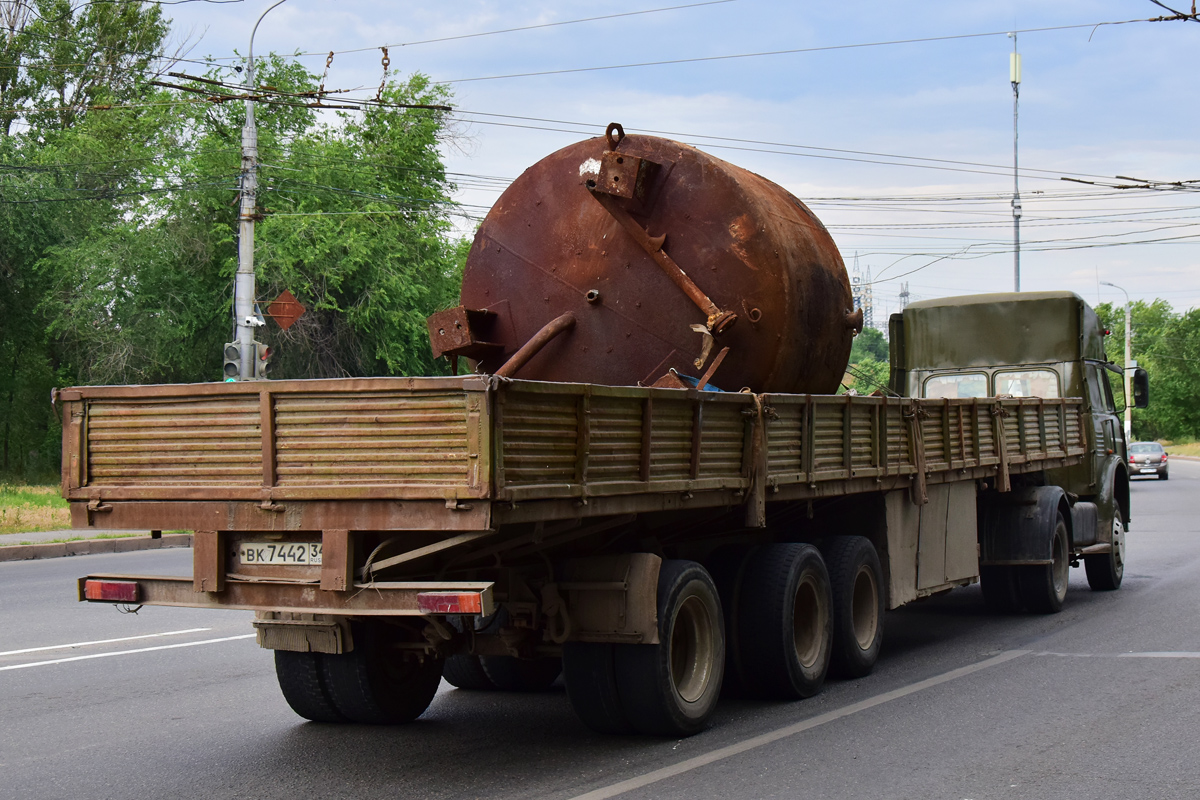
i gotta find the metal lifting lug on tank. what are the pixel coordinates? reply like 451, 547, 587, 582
63, 124, 1146, 737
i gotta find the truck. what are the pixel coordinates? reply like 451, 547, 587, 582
61, 129, 1148, 737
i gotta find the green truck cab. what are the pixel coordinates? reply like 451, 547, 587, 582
889, 291, 1149, 595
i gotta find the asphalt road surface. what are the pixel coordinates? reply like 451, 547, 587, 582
3, 463, 1199, 800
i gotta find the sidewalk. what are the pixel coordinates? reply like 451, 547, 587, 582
0, 528, 192, 562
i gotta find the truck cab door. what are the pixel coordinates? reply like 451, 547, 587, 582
1085, 363, 1119, 488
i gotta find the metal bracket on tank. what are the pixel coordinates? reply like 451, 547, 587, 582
586, 122, 738, 340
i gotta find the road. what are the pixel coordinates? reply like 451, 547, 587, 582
3, 464, 1199, 800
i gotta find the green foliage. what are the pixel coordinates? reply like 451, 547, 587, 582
0, 12, 466, 480
849, 327, 888, 363
1095, 300, 1200, 441
847, 354, 890, 396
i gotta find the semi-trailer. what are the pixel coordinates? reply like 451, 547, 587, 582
63, 128, 1147, 736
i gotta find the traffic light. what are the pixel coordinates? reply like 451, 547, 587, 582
223, 342, 241, 381
254, 341, 272, 379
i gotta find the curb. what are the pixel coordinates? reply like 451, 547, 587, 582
0, 534, 192, 563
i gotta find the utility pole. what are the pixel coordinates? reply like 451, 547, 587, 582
1101, 281, 1134, 441
232, 0, 289, 380
1008, 33, 1021, 292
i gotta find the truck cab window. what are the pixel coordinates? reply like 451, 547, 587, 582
994, 369, 1060, 398
923, 372, 988, 399
1104, 366, 1125, 413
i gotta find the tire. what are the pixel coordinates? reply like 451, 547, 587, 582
442, 653, 496, 691
979, 565, 1021, 613
1018, 513, 1070, 614
442, 613, 500, 691
734, 544, 832, 700
614, 560, 725, 736
481, 655, 562, 691
274, 650, 346, 723
823, 536, 885, 678
320, 621, 444, 724
562, 642, 634, 734
1085, 507, 1125, 591
706, 546, 752, 697
1160, 471, 1168, 481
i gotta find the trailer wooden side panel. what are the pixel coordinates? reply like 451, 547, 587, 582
58, 377, 1086, 533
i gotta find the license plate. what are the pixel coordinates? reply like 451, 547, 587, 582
239, 542, 322, 565
1139, 468, 1157, 474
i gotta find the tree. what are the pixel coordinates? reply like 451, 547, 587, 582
2, 8, 467, 480
0, 0, 171, 478
35, 59, 465, 385
850, 326, 888, 363
846, 354, 890, 396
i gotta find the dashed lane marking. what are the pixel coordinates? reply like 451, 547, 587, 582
0, 628, 212, 658
0, 634, 255, 672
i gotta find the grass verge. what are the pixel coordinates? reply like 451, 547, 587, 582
0, 485, 70, 535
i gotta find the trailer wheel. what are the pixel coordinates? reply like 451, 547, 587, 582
614, 560, 725, 736
442, 613, 500, 691
274, 650, 346, 723
481, 655, 562, 691
823, 536, 885, 678
442, 653, 496, 691
320, 621, 444, 724
979, 565, 1021, 613
1018, 513, 1070, 613
1085, 507, 1125, 591
562, 643, 634, 734
734, 544, 832, 700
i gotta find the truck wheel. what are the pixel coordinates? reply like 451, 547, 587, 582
274, 650, 346, 723
614, 560, 725, 736
823, 536, 885, 678
735, 544, 832, 700
442, 653, 496, 691
320, 621, 444, 724
481, 655, 562, 691
1085, 507, 1125, 591
1018, 513, 1070, 614
442, 612, 502, 691
979, 565, 1021, 613
562, 642, 634, 734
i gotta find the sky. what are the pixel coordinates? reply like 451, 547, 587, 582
160, 0, 1200, 324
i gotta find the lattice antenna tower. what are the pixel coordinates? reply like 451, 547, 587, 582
849, 254, 875, 330
899, 282, 910, 309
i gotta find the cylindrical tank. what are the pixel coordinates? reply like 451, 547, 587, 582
459, 131, 857, 394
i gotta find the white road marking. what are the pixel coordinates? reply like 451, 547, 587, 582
0, 634, 256, 672
0, 628, 212, 658
567, 650, 1030, 800
1034, 651, 1200, 659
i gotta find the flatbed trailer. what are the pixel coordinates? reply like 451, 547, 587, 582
63, 374, 1096, 735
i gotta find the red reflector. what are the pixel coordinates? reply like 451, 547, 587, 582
417, 591, 482, 614
84, 580, 139, 603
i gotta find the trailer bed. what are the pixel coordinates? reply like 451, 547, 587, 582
58, 375, 1086, 532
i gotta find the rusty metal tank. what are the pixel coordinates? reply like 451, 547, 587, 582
449, 125, 860, 393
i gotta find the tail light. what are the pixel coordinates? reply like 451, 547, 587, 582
417, 591, 483, 614
1162, 453, 1168, 463
83, 579, 139, 603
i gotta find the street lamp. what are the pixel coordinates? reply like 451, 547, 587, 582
1008, 33, 1021, 292
233, 0, 289, 380
1100, 281, 1133, 442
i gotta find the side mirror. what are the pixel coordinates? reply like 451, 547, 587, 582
1132, 367, 1149, 408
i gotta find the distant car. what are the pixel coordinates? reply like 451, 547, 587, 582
1129, 441, 1169, 480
